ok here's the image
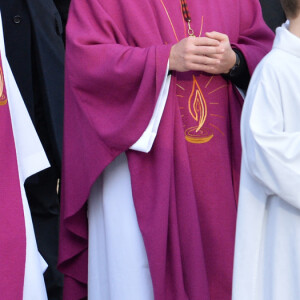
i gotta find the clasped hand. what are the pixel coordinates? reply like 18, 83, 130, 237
169, 31, 236, 74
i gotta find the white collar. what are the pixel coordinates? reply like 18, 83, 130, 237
273, 21, 300, 58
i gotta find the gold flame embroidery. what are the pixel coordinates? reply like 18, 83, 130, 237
157, 4, 223, 144
185, 75, 213, 144
0, 66, 7, 106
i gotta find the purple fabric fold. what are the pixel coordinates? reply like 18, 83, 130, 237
127, 79, 209, 300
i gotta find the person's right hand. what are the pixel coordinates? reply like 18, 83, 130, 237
169, 36, 225, 73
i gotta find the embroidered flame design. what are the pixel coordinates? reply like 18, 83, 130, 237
185, 75, 214, 144
188, 75, 207, 132
0, 67, 7, 106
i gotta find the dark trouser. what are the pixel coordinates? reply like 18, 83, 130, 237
25, 167, 63, 300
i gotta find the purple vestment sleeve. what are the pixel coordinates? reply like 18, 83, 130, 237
59, 0, 171, 298
232, 0, 274, 74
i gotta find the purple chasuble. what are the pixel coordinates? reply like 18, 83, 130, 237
59, 0, 274, 299
0, 54, 26, 299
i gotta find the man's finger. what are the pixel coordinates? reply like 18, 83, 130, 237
192, 36, 220, 47
205, 31, 228, 41
192, 46, 224, 56
191, 55, 220, 66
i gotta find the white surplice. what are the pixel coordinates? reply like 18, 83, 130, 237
0, 12, 49, 300
233, 22, 300, 300
88, 66, 171, 300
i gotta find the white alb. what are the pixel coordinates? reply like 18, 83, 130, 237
233, 22, 300, 300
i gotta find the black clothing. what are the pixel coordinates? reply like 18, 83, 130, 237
25, 168, 62, 300
259, 0, 286, 31
223, 49, 250, 91
53, 0, 71, 35
0, 1, 66, 299
1, 0, 64, 171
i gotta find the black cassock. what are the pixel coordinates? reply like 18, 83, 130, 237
0, 0, 70, 299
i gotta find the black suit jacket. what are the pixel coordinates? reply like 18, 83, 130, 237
259, 0, 286, 31
0, 0, 65, 174
54, 0, 70, 33
0, 3, 68, 298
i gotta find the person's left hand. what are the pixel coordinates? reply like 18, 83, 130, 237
204, 31, 236, 74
